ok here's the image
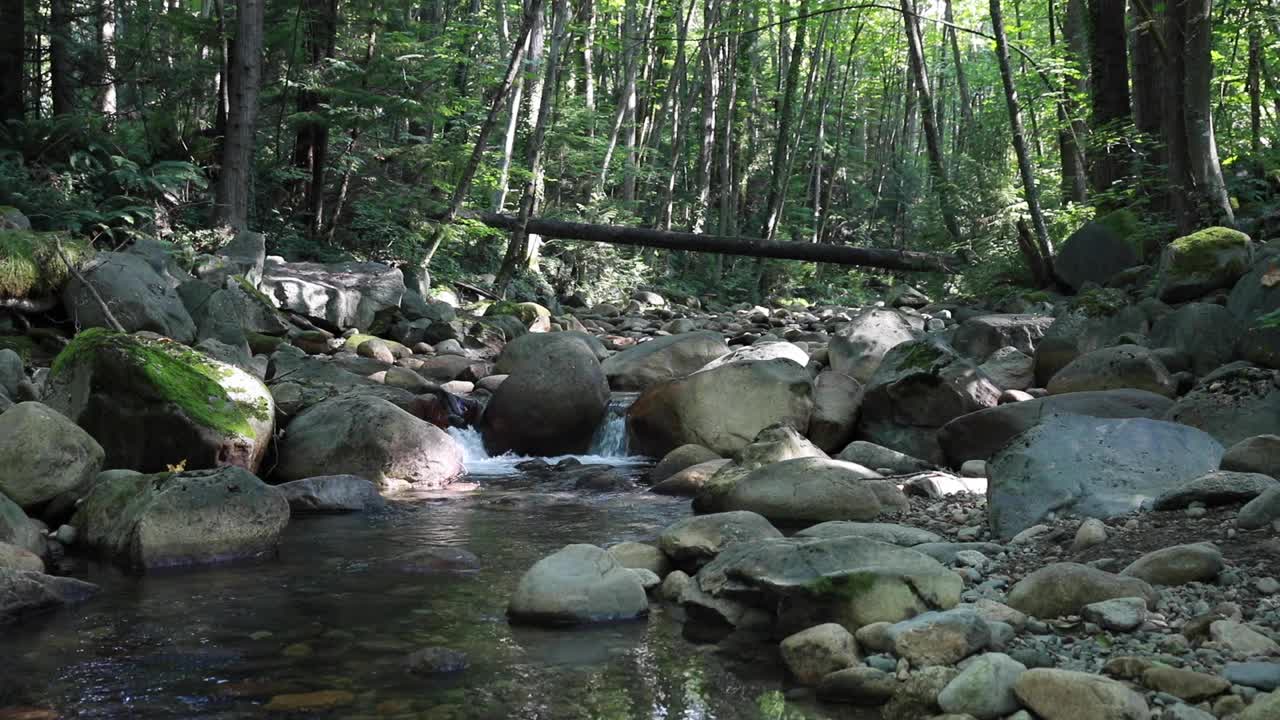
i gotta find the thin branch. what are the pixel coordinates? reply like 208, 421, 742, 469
56, 241, 126, 333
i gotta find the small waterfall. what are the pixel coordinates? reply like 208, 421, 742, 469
447, 393, 644, 476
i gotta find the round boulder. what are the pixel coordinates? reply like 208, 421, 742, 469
0, 402, 104, 510
507, 544, 649, 626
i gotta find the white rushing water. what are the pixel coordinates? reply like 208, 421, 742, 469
448, 394, 647, 476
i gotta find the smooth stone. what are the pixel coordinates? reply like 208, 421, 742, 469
1141, 666, 1229, 701
1014, 668, 1150, 720
1224, 661, 1280, 691
1006, 563, 1157, 619
1083, 597, 1149, 632
937, 652, 1027, 719
887, 610, 990, 667
1121, 543, 1224, 586
780, 623, 861, 685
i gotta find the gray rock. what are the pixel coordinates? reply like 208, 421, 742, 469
1224, 662, 1280, 691
1153, 471, 1278, 510
276, 395, 463, 490
700, 341, 809, 370
887, 609, 990, 666
1083, 597, 1149, 632
657, 511, 782, 571
601, 331, 731, 391
938, 652, 1027, 719
828, 308, 919, 382
1210, 620, 1280, 656
193, 229, 266, 287
72, 466, 290, 570
507, 544, 648, 626
707, 457, 891, 524
0, 348, 23, 399
1006, 563, 1157, 619
1239, 487, 1280, 530
1046, 344, 1177, 398
816, 666, 898, 705
1014, 668, 1150, 720
649, 459, 731, 496
1034, 298, 1151, 385
836, 441, 935, 474
0, 402, 104, 510
795, 521, 943, 546
1151, 302, 1243, 376
0, 493, 43, 555
938, 389, 1174, 466
987, 414, 1223, 538
0, 541, 43, 572
0, 568, 99, 624
649, 444, 721, 485
952, 314, 1055, 363
1155, 227, 1253, 303
780, 623, 861, 685
404, 646, 469, 674
978, 346, 1035, 391
809, 370, 865, 452
1222, 435, 1280, 479
276, 475, 386, 513
912, 542, 1007, 565
63, 252, 196, 342
1164, 365, 1280, 447
1055, 218, 1142, 292
1072, 518, 1109, 552
1122, 543, 1223, 586
1227, 243, 1280, 323
607, 542, 671, 577
260, 257, 404, 331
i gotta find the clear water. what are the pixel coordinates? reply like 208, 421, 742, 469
0, 404, 872, 720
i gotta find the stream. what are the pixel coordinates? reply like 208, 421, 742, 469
0, 399, 870, 719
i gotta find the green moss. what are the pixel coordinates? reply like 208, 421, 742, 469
1073, 287, 1129, 318
1166, 226, 1250, 278
1022, 290, 1052, 304
0, 335, 35, 361
1255, 309, 1280, 329
343, 333, 380, 352
233, 274, 278, 311
486, 300, 549, 324
0, 229, 93, 298
52, 329, 269, 437
896, 341, 947, 371
806, 572, 878, 601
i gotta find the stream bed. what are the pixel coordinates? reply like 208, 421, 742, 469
1, 406, 872, 719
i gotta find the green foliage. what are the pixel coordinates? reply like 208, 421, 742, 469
0, 229, 92, 298
1252, 309, 1280, 329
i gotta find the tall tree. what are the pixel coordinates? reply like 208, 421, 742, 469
1058, 0, 1089, 202
901, 0, 962, 242
760, 0, 808, 242
294, 0, 339, 239
1182, 0, 1233, 226
213, 0, 266, 230
0, 0, 24, 123
50, 0, 74, 116
1086, 0, 1131, 198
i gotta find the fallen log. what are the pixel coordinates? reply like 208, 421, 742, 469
433, 209, 969, 273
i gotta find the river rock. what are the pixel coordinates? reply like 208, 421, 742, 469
1121, 543, 1223, 586
628, 358, 813, 457
1210, 620, 1280, 656
1046, 344, 1177, 397
938, 652, 1027, 719
483, 332, 610, 456
952, 314, 1055, 363
856, 339, 1001, 465
649, 444, 721, 485
817, 666, 898, 705
987, 414, 1222, 538
601, 331, 731, 391
795, 521, 942, 546
938, 389, 1174, 465
1164, 364, 1280, 447
650, 459, 731, 496
1222, 435, 1280, 479
1082, 597, 1149, 632
63, 251, 197, 342
1239, 487, 1280, 529
1152, 471, 1278, 510
1224, 662, 1280, 691
657, 511, 782, 571
72, 466, 290, 570
835, 441, 933, 474
1055, 217, 1142, 291
276, 395, 463, 490
702, 457, 889, 524
607, 541, 671, 577
0, 401, 103, 509
1014, 668, 1150, 720
1006, 563, 1157, 619
1150, 302, 1243, 376
404, 646, 469, 674
692, 425, 828, 510
0, 493, 42, 555
1241, 690, 1280, 720
780, 623, 860, 685
507, 544, 648, 626
1142, 666, 1229, 701
276, 475, 386, 513
828, 308, 919, 382
1033, 292, 1152, 385
808, 370, 864, 452
45, 330, 274, 474
700, 340, 809, 370
887, 609, 990, 666
683, 535, 962, 630
977, 346, 1035, 390
259, 257, 404, 331
1155, 227, 1253, 303
193, 229, 266, 287
0, 568, 99, 624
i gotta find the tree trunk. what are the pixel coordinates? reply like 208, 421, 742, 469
1182, 0, 1234, 226
0, 0, 24, 124
901, 0, 961, 242
991, 0, 1053, 284
1248, 23, 1261, 154
293, 0, 338, 240
1162, 0, 1194, 231
691, 0, 720, 232
581, 0, 595, 112
1086, 0, 1131, 197
943, 0, 974, 150
759, 0, 808, 242
1058, 0, 1089, 202
49, 0, 74, 116
213, 0, 266, 230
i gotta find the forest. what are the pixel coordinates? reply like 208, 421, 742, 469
1, 0, 1276, 305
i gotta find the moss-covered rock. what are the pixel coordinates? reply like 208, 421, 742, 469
1155, 227, 1252, 303
485, 300, 552, 329
0, 229, 93, 299
44, 329, 274, 473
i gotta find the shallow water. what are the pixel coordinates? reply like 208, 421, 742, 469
1, 405, 872, 719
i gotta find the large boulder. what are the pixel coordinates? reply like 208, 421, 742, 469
1163, 364, 1280, 447
828, 309, 918, 382
1222, 435, 1280, 478
0, 492, 43, 555
1033, 289, 1150, 385
1045, 344, 1177, 397
0, 568, 99, 624
0, 402, 103, 510
951, 314, 1055, 363
1006, 563, 1158, 618
44, 330, 275, 474
836, 441, 935, 474
265, 348, 417, 416
277, 395, 463, 490
193, 229, 266, 287
507, 544, 648, 626
482, 332, 610, 456
72, 466, 290, 570
601, 331, 731, 391
259, 257, 404, 331
628, 358, 814, 458
1155, 227, 1253, 303
700, 341, 809, 370
276, 475, 386, 513
704, 457, 891, 524
987, 414, 1222, 538
937, 389, 1175, 466
795, 521, 943, 546
649, 444, 721, 485
855, 339, 1001, 466
1151, 302, 1242, 376
809, 370, 864, 452
1227, 243, 1280, 323
683, 535, 963, 631
63, 251, 197, 343
1014, 669, 1150, 720
1055, 214, 1143, 291
658, 510, 783, 571
692, 424, 828, 512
